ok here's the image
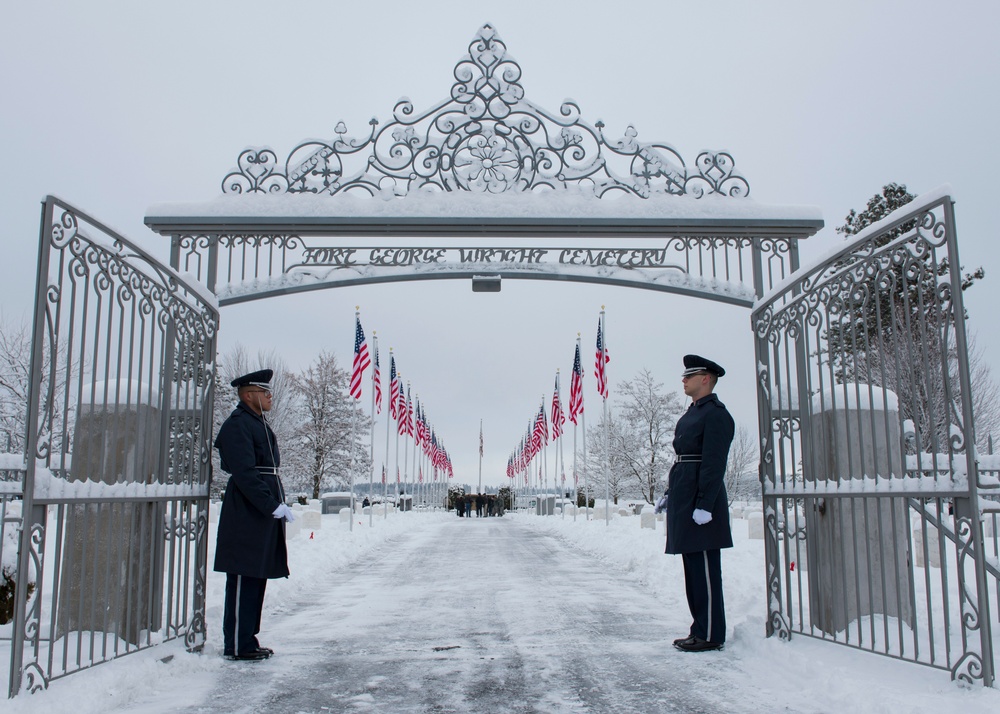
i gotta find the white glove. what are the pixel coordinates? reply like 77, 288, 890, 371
692, 508, 713, 525
273, 503, 296, 522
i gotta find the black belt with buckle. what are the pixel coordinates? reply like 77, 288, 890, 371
257, 466, 279, 474
675, 455, 702, 463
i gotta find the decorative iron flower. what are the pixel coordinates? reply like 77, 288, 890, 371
454, 133, 521, 192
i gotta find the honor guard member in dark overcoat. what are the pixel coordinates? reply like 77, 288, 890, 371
665, 355, 735, 652
214, 369, 296, 661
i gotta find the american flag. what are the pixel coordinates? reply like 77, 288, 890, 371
569, 342, 584, 424
551, 374, 565, 440
389, 355, 399, 420
397, 387, 408, 436
532, 405, 546, 450
350, 315, 371, 400
479, 421, 484, 457
396, 465, 400, 484
373, 341, 382, 414
595, 314, 610, 400
404, 387, 415, 437
381, 464, 386, 484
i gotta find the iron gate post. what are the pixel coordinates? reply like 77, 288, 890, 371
944, 200, 994, 686
9, 198, 56, 697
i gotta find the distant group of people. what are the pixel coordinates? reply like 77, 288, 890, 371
455, 493, 503, 518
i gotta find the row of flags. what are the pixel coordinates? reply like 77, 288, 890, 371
350, 313, 454, 480
506, 311, 610, 480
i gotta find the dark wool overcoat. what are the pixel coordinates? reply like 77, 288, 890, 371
213, 401, 289, 579
665, 393, 736, 554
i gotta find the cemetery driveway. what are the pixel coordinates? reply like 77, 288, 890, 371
173, 516, 747, 714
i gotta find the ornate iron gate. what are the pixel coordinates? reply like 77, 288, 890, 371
752, 189, 996, 685
5, 197, 218, 696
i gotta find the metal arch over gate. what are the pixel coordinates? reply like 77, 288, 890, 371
6, 22, 996, 699
144, 23, 822, 306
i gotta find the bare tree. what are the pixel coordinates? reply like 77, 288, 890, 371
613, 368, 685, 503
584, 409, 633, 505
0, 311, 74, 459
724, 424, 759, 503
288, 350, 364, 499
0, 312, 31, 454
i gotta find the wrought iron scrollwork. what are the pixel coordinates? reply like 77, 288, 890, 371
221, 24, 749, 200
764, 504, 791, 640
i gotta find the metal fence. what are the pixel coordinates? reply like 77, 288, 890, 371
752, 190, 996, 685
4, 197, 219, 697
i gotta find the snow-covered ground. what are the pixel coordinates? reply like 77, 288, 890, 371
4, 508, 999, 713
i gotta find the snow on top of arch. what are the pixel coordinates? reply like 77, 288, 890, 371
148, 189, 822, 223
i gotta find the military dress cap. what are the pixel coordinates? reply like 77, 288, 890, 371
230, 368, 273, 389
682, 354, 725, 378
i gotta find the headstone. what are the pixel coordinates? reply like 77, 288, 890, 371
301, 510, 322, 529
640, 506, 656, 530
617, 508, 630, 517
59, 403, 163, 645
747, 511, 764, 539
912, 523, 940, 568
338, 507, 352, 523
285, 517, 301, 540
805, 399, 913, 635
564, 504, 577, 517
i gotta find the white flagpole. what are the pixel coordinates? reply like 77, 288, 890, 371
558, 370, 566, 520
477, 419, 483, 496
601, 308, 610, 526
572, 410, 578, 522
347, 307, 362, 533
580, 334, 589, 521
369, 333, 378, 528
405, 381, 412, 505
542, 397, 549, 515
383, 348, 393, 520
393, 373, 401, 511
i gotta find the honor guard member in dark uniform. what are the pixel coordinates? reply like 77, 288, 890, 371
214, 369, 296, 661
666, 355, 735, 652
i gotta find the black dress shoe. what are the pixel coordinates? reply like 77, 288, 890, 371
672, 635, 696, 646
257, 646, 274, 656
224, 649, 270, 661
674, 636, 724, 652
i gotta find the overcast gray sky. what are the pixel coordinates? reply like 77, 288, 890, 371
2, 1, 998, 487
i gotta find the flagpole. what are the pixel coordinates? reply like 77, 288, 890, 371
369, 333, 378, 528
383, 349, 393, 520
571, 415, 577, 522
477, 418, 483, 496
542, 396, 549, 515
601, 308, 610, 526
394, 373, 401, 512
347, 308, 363, 533
557, 370, 566, 520
404, 381, 412, 504
580, 334, 589, 521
